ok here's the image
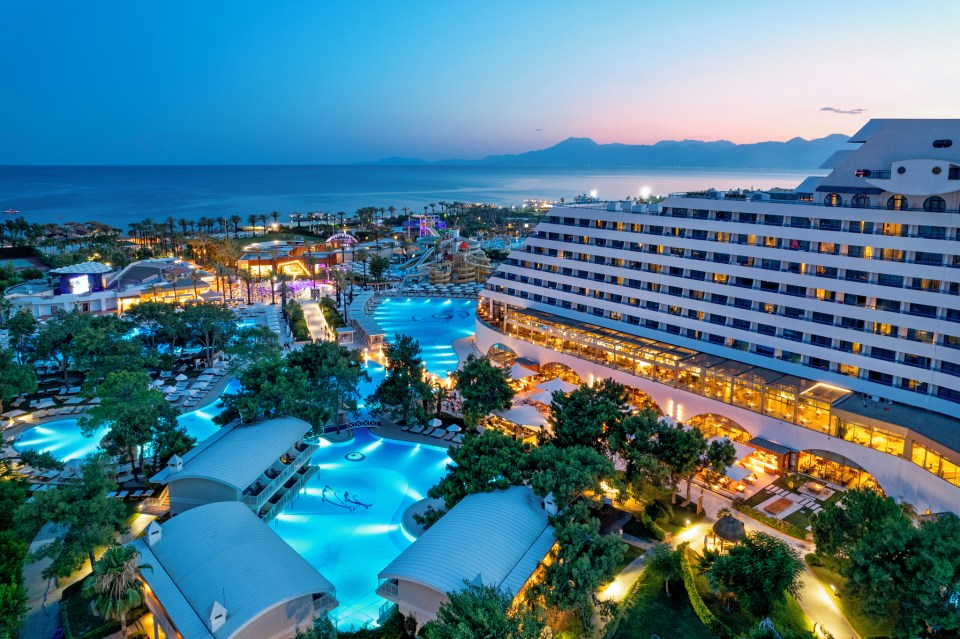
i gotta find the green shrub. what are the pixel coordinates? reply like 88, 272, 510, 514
645, 499, 671, 525
319, 298, 346, 329
678, 545, 736, 639
732, 500, 807, 540
641, 512, 667, 541
287, 301, 311, 342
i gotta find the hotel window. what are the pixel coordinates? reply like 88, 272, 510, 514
757, 323, 776, 335
872, 323, 896, 336
716, 211, 733, 221
880, 222, 903, 237
866, 370, 894, 386
838, 363, 859, 377
783, 309, 803, 321
818, 242, 839, 255
824, 193, 843, 207
815, 289, 836, 302
906, 328, 933, 344
763, 236, 782, 249
851, 194, 871, 208
715, 232, 731, 243
923, 196, 947, 212
713, 273, 728, 284
886, 194, 909, 210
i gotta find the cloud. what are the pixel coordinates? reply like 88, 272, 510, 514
820, 106, 868, 115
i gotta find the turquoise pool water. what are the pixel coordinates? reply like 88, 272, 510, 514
275, 428, 450, 629
13, 379, 240, 461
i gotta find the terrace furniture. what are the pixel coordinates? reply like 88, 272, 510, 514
431, 429, 446, 438
116, 491, 129, 499
452, 434, 464, 444
410, 424, 425, 434
130, 490, 145, 499
420, 428, 435, 437
106, 491, 118, 499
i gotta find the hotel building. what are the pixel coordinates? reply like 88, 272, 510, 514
476, 119, 960, 513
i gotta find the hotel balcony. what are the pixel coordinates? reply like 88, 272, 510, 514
241, 441, 318, 513
376, 578, 399, 600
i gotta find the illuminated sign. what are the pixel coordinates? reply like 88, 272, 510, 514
69, 275, 90, 295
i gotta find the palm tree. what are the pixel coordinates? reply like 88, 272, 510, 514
271, 210, 280, 229
354, 248, 368, 284
258, 213, 268, 235
237, 269, 254, 305
82, 545, 152, 638
247, 214, 258, 236
229, 214, 241, 238
164, 271, 180, 303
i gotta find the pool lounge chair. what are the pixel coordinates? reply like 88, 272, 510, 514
401, 423, 413, 431
130, 490, 145, 498
430, 429, 446, 438
410, 424, 426, 434
106, 491, 118, 498
452, 434, 464, 444
116, 491, 129, 499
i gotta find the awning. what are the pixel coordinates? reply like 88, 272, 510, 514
748, 437, 795, 457
535, 377, 578, 394
725, 465, 753, 482
495, 405, 547, 430
509, 363, 538, 380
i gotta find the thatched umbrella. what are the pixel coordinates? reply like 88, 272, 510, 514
708, 515, 745, 551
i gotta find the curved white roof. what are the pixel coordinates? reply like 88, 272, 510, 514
131, 502, 334, 639
151, 417, 311, 491
49, 261, 113, 275
379, 486, 555, 597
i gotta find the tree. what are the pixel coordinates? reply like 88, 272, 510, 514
225, 324, 282, 371
541, 501, 626, 625
647, 544, 682, 595
82, 545, 151, 638
81, 371, 170, 480
0, 581, 28, 639
528, 445, 613, 505
353, 248, 368, 283
651, 421, 715, 503
71, 315, 149, 392
286, 340, 369, 420
453, 355, 515, 428
605, 408, 665, 500
34, 308, 93, 382
708, 532, 804, 618
369, 254, 390, 281
6, 309, 37, 363
420, 582, 547, 639
16, 453, 127, 578
812, 488, 904, 560
844, 513, 960, 636
0, 348, 36, 414
179, 302, 237, 367
214, 356, 332, 434
546, 379, 628, 452
367, 334, 431, 426
428, 430, 530, 510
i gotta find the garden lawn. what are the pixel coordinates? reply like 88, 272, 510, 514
807, 563, 896, 638
611, 570, 714, 639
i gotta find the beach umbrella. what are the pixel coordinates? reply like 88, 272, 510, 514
428, 417, 443, 428
175, 373, 188, 381
446, 424, 461, 433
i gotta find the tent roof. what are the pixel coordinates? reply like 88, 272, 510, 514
495, 405, 548, 430
379, 487, 554, 597
151, 417, 311, 491
131, 502, 335, 639
535, 377, 578, 394
713, 515, 746, 542
508, 363, 538, 379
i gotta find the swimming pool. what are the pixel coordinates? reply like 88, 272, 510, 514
275, 428, 450, 629
13, 379, 240, 461
357, 297, 477, 400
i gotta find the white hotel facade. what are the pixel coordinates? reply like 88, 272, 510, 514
476, 119, 960, 513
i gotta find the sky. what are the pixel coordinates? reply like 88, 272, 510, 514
1, 1, 957, 165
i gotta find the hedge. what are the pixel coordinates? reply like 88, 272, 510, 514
732, 500, 808, 540
286, 301, 311, 342
319, 298, 346, 329
678, 544, 736, 639
641, 512, 667, 541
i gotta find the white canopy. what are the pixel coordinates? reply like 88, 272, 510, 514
535, 377, 578, 394
528, 390, 555, 405
428, 417, 443, 428
725, 465, 753, 482
509, 363, 538, 380
496, 405, 548, 430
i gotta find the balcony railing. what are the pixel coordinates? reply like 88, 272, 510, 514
242, 443, 318, 511
376, 579, 399, 599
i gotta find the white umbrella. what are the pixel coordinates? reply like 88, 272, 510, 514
509, 363, 538, 380
535, 377, 578, 394
446, 424, 462, 433
428, 417, 443, 428
175, 373, 188, 381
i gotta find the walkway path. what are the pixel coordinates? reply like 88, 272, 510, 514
300, 299, 328, 342
20, 514, 156, 639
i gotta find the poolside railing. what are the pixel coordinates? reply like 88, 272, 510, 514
260, 464, 319, 522
242, 443, 318, 512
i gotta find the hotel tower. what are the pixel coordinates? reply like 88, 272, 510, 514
477, 119, 960, 513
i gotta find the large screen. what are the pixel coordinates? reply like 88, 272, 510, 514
69, 274, 90, 295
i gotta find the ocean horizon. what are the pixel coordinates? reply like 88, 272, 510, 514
0, 165, 822, 227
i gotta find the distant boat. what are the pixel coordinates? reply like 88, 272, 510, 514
3, 209, 18, 215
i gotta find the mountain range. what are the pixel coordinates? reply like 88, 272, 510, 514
368, 134, 850, 169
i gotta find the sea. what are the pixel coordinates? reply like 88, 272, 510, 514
0, 165, 822, 227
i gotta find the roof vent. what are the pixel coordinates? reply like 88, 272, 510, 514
542, 492, 558, 517
208, 600, 228, 632
933, 139, 953, 148
145, 521, 162, 547
167, 455, 183, 474
470, 573, 484, 587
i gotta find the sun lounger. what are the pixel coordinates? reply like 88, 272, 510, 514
130, 490, 145, 498
431, 429, 446, 438
401, 424, 413, 431
116, 491, 129, 499
452, 434, 464, 444
107, 491, 119, 498
410, 424, 425, 434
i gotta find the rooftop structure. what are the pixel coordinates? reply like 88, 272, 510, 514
132, 501, 337, 639
377, 486, 556, 623
151, 416, 318, 519
477, 119, 960, 513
